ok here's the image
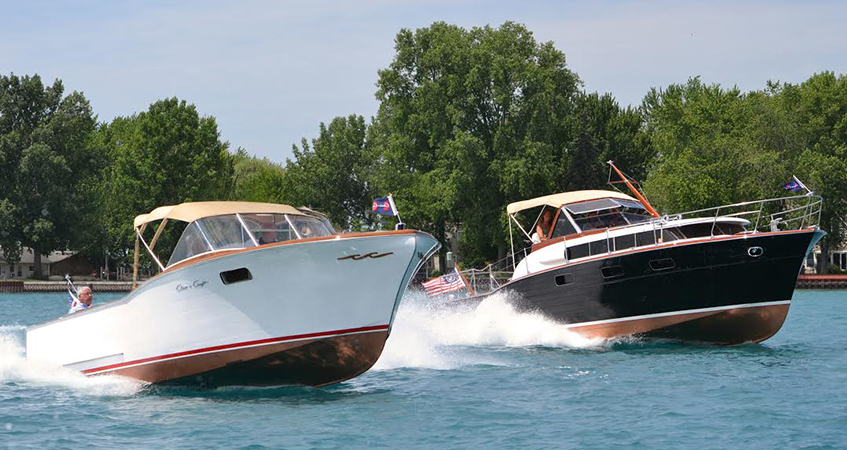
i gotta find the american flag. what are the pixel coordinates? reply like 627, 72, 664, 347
422, 268, 466, 297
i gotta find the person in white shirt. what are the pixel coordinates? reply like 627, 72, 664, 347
68, 286, 93, 314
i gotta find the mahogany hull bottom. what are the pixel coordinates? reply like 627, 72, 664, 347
496, 230, 818, 345
109, 330, 389, 388
568, 303, 790, 345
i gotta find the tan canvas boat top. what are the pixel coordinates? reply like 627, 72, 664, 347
506, 190, 638, 215
134, 201, 305, 228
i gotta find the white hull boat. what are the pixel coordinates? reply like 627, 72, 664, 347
27, 202, 439, 387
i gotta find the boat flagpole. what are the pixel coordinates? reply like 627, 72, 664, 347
65, 274, 79, 308
65, 274, 79, 296
793, 175, 813, 195
388, 194, 405, 229
454, 263, 476, 297
607, 161, 661, 218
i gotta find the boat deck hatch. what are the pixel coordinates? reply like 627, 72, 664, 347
220, 267, 252, 285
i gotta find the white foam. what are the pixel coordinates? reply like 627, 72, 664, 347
0, 325, 144, 396
373, 291, 605, 371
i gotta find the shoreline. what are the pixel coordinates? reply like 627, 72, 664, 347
0, 280, 136, 293
796, 274, 847, 289
1, 275, 845, 293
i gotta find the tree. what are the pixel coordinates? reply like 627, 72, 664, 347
230, 147, 287, 203
790, 72, 847, 272
565, 126, 604, 191
287, 115, 374, 230
0, 74, 99, 278
98, 98, 232, 261
641, 78, 787, 214
373, 21, 582, 267
639, 73, 847, 272
573, 92, 653, 184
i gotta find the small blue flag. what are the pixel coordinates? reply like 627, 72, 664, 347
783, 178, 804, 192
372, 197, 397, 216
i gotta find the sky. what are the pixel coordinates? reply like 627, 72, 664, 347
2, 1, 845, 163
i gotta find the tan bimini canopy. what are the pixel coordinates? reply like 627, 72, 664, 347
506, 190, 638, 215
134, 201, 305, 228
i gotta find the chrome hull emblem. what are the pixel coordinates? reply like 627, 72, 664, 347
748, 246, 764, 257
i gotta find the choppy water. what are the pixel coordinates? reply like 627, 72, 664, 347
1, 290, 846, 449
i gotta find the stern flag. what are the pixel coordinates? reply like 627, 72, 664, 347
372, 197, 397, 216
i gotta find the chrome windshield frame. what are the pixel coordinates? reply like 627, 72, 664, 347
235, 213, 260, 247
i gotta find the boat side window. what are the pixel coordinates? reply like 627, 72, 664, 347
715, 222, 746, 235
636, 230, 656, 247
566, 243, 590, 260
572, 208, 628, 232
615, 233, 636, 251
168, 222, 213, 266
287, 215, 332, 240
198, 215, 256, 250
621, 207, 652, 225
240, 214, 295, 244
589, 238, 609, 256
550, 210, 577, 238
661, 227, 683, 243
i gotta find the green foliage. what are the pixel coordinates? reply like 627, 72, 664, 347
640, 73, 847, 272
286, 115, 374, 230
373, 21, 582, 265
643, 78, 793, 214
230, 148, 287, 203
0, 74, 99, 277
97, 98, 232, 258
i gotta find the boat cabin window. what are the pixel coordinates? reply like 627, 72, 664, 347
550, 210, 577, 238
240, 213, 297, 244
288, 215, 332, 240
167, 213, 334, 266
239, 213, 332, 243
566, 199, 652, 232
200, 215, 257, 250
168, 222, 213, 266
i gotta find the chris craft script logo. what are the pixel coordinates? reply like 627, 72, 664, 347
176, 279, 209, 293
338, 252, 393, 261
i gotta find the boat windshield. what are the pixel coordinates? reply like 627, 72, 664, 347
167, 213, 333, 266
567, 199, 653, 232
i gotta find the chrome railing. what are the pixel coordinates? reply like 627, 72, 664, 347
460, 267, 513, 295
659, 193, 822, 235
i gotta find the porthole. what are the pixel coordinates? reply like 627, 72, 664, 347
649, 258, 675, 272
220, 267, 252, 285
601, 265, 624, 279
555, 273, 575, 286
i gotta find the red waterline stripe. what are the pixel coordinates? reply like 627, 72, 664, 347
82, 324, 390, 374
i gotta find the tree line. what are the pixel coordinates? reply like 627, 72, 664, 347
1, 21, 845, 277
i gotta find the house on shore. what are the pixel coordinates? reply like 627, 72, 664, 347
0, 248, 96, 279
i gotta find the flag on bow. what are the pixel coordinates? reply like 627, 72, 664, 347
783, 178, 803, 192
422, 267, 467, 297
372, 196, 398, 216
783, 175, 811, 194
